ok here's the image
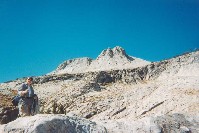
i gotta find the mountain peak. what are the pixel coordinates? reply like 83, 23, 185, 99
98, 48, 113, 58
97, 46, 128, 59
50, 46, 150, 75
112, 46, 126, 54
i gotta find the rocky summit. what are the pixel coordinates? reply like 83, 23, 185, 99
0, 46, 199, 133
49, 46, 150, 74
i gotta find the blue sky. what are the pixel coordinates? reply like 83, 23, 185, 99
0, 0, 199, 82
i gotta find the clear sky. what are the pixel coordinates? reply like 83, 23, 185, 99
0, 0, 199, 83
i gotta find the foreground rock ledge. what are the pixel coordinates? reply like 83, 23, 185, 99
0, 114, 107, 133
98, 113, 199, 133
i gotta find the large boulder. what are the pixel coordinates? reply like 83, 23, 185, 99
0, 114, 107, 133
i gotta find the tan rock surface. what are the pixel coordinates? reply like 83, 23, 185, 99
0, 47, 199, 132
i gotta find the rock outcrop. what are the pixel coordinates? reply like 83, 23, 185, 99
99, 113, 199, 133
1, 113, 198, 133
0, 114, 107, 133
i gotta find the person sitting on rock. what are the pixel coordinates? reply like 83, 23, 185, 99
18, 77, 38, 117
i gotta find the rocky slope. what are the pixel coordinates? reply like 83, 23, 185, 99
0, 46, 199, 132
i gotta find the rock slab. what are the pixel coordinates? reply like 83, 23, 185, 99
99, 114, 199, 133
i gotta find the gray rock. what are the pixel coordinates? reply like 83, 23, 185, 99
98, 114, 199, 133
0, 114, 107, 133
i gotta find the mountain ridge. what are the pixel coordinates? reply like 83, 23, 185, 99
49, 46, 150, 75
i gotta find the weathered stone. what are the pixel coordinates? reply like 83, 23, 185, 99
97, 114, 199, 133
0, 114, 107, 133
